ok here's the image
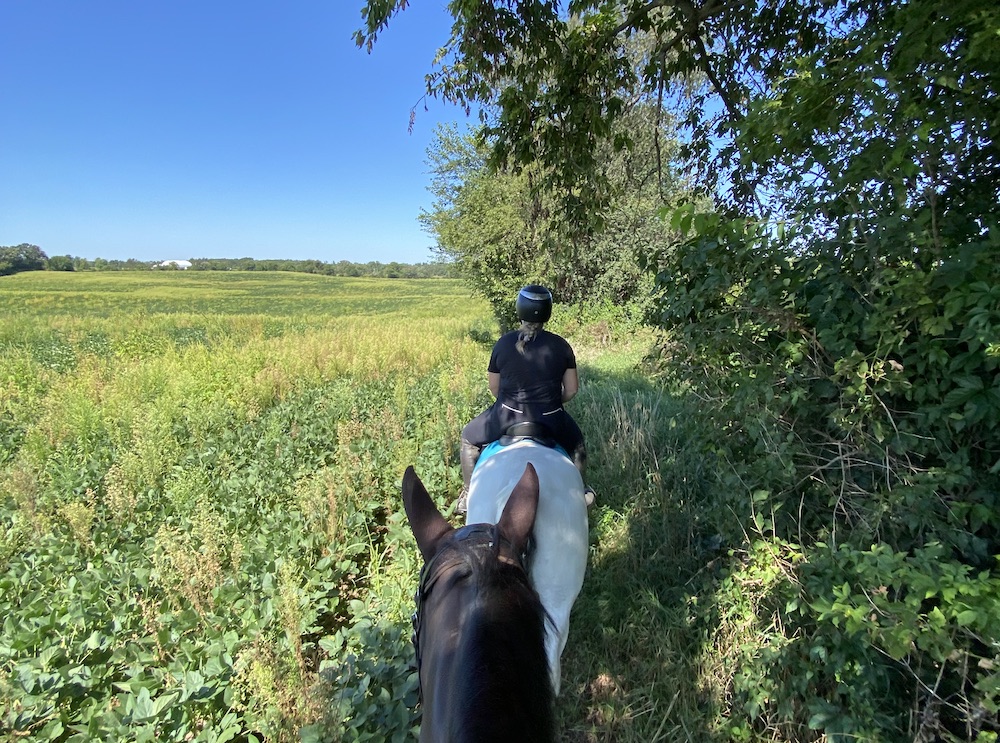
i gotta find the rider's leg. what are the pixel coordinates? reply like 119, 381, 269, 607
455, 438, 481, 514
547, 408, 594, 508
458, 410, 495, 514
460, 438, 482, 492
571, 443, 595, 506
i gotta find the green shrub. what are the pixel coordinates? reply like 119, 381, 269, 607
648, 202, 1000, 738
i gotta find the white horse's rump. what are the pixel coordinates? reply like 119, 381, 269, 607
466, 439, 589, 694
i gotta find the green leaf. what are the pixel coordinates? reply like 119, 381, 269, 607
956, 609, 980, 627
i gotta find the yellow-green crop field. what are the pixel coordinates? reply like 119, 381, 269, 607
1, 271, 499, 741
1, 271, 718, 742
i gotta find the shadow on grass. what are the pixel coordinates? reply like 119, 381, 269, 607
553, 360, 742, 742
467, 326, 497, 346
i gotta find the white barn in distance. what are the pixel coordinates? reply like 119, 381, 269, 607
157, 260, 192, 269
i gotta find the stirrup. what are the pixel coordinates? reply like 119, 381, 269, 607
455, 488, 469, 515
583, 486, 596, 508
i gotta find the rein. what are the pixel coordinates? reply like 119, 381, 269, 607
411, 523, 528, 696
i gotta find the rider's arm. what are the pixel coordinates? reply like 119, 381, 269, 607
561, 367, 579, 403
488, 372, 500, 398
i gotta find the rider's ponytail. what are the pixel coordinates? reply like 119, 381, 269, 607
516, 321, 543, 355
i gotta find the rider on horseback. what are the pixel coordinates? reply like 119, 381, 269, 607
458, 285, 594, 513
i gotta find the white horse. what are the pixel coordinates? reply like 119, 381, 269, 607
465, 439, 589, 694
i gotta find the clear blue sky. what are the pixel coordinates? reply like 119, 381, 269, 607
0, 1, 469, 264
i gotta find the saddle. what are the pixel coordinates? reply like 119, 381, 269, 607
498, 421, 557, 449
472, 423, 568, 476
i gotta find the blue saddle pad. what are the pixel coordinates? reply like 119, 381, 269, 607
474, 439, 570, 473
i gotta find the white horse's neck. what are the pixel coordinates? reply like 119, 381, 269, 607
466, 440, 589, 695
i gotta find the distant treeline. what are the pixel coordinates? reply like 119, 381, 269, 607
0, 243, 452, 278
182, 257, 452, 278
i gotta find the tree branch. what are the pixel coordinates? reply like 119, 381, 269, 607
610, 0, 745, 121
612, 0, 672, 37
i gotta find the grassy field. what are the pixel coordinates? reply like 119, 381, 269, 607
1, 271, 731, 742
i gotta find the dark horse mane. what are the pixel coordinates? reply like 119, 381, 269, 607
419, 525, 555, 741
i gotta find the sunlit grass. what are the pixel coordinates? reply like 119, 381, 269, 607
0, 271, 493, 741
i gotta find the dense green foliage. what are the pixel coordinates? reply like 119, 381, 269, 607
421, 107, 689, 328
361, 0, 1000, 739
420, 123, 550, 328
654, 209, 1000, 739
645, 2, 1000, 738
0, 244, 48, 276
45, 256, 75, 272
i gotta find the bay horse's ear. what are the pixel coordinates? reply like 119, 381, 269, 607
498, 463, 539, 556
402, 466, 454, 562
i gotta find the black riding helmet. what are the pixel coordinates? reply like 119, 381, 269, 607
515, 285, 553, 323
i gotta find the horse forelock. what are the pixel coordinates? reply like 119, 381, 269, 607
454, 561, 554, 740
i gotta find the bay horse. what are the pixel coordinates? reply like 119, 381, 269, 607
465, 437, 589, 695
402, 463, 555, 743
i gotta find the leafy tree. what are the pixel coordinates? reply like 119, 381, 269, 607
637, 0, 999, 554
359, 0, 996, 235
358, 0, 712, 234
0, 244, 48, 275
46, 255, 75, 271
656, 3, 997, 738
421, 103, 688, 327
421, 123, 550, 329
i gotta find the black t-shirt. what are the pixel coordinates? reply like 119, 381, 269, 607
487, 329, 576, 409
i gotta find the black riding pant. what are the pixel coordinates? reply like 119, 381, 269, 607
461, 401, 586, 465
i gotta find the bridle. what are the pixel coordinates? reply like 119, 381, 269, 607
410, 523, 529, 696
